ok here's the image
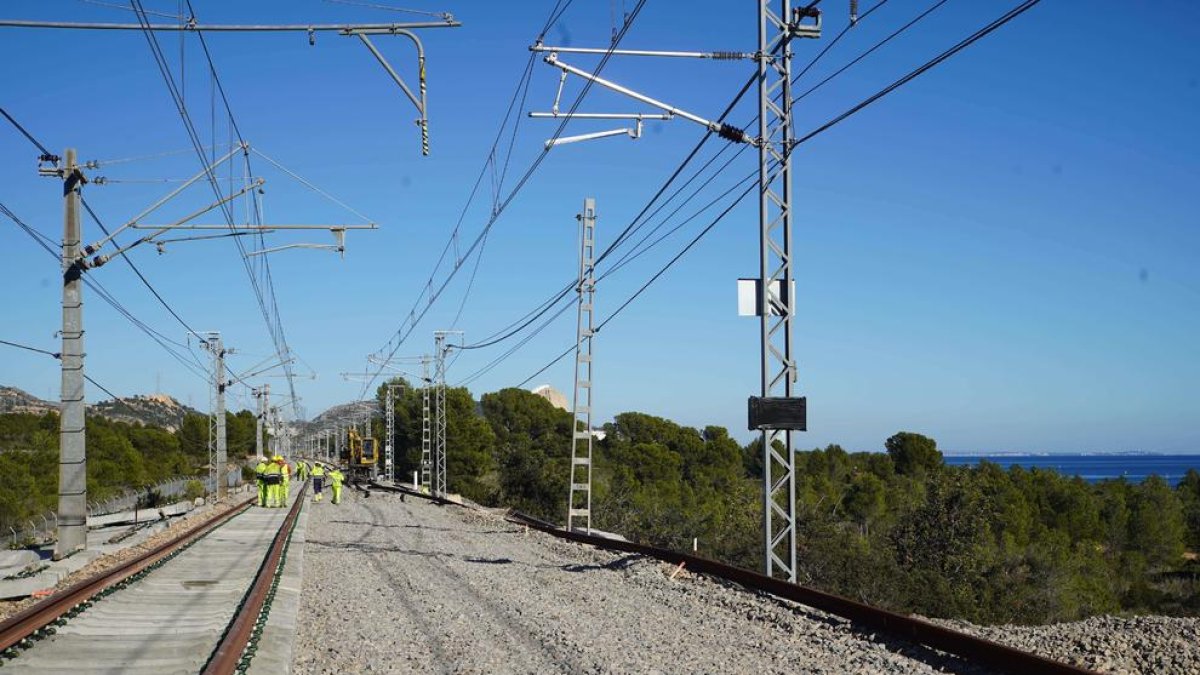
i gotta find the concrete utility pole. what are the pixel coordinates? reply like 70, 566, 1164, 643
254, 384, 269, 459
55, 148, 87, 559
201, 333, 229, 499
268, 406, 280, 457
567, 198, 597, 534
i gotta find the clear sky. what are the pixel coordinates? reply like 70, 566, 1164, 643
2, 0, 1197, 454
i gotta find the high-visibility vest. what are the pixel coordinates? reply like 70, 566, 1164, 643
311, 465, 326, 477
330, 470, 344, 487
262, 462, 283, 484
254, 461, 268, 479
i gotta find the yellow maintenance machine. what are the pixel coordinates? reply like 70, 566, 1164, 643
343, 428, 378, 480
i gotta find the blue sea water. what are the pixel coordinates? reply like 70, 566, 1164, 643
942, 454, 1200, 486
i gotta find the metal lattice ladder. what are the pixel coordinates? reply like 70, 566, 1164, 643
567, 198, 596, 534
420, 357, 432, 493
434, 334, 449, 498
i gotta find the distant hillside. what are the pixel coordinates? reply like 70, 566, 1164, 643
305, 399, 379, 431
0, 386, 58, 416
1, 385, 201, 431
91, 393, 202, 432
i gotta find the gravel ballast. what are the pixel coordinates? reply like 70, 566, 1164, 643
293, 493, 1200, 674
936, 615, 1200, 674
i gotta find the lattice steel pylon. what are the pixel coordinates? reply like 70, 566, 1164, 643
420, 356, 433, 493
567, 198, 597, 534
757, 0, 818, 582
201, 333, 227, 500
385, 382, 402, 482
432, 333, 449, 498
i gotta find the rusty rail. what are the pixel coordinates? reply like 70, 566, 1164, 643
0, 495, 255, 652
366, 478, 451, 505
365, 479, 1096, 674
506, 510, 1099, 675
202, 482, 308, 674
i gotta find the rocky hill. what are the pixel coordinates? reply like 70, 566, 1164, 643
91, 393, 201, 432
0, 386, 58, 415
303, 399, 379, 432
1, 386, 201, 431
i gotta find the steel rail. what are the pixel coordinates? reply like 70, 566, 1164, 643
203, 482, 308, 674
366, 478, 450, 505
506, 510, 1099, 675
366, 480, 1093, 672
0, 495, 255, 652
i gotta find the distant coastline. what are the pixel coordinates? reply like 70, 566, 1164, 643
943, 450, 1192, 457
943, 453, 1200, 486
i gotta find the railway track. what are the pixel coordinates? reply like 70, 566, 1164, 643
0, 484, 307, 674
366, 478, 1098, 675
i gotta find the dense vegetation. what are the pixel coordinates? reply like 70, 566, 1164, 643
376, 380, 1200, 625
5, 382, 1198, 624
0, 409, 258, 534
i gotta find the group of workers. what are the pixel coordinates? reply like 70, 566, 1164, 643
253, 456, 344, 507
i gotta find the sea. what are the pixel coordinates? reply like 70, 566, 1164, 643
942, 454, 1200, 486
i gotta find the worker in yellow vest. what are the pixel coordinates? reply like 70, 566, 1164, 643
263, 458, 284, 507
253, 456, 269, 507
311, 463, 326, 502
278, 456, 291, 507
329, 467, 345, 505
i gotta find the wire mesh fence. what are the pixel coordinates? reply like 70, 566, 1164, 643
7, 468, 243, 549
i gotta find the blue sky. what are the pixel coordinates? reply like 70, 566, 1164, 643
2, 0, 1197, 454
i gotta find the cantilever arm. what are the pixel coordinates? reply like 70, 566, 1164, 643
351, 30, 430, 156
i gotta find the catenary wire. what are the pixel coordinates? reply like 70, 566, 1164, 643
382, 0, 574, 347
133, 0, 304, 416
5, 98, 210, 366
2, 198, 209, 381
0, 336, 167, 413
511, 0, 1044, 388
0, 338, 60, 358
359, 0, 644, 397
795, 0, 1042, 146
0, 105, 55, 158
79, 196, 205, 342
793, 0, 949, 104
451, 0, 966, 366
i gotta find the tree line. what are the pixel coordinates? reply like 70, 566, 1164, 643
375, 380, 1200, 625
4, 383, 1198, 625
0, 409, 258, 535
